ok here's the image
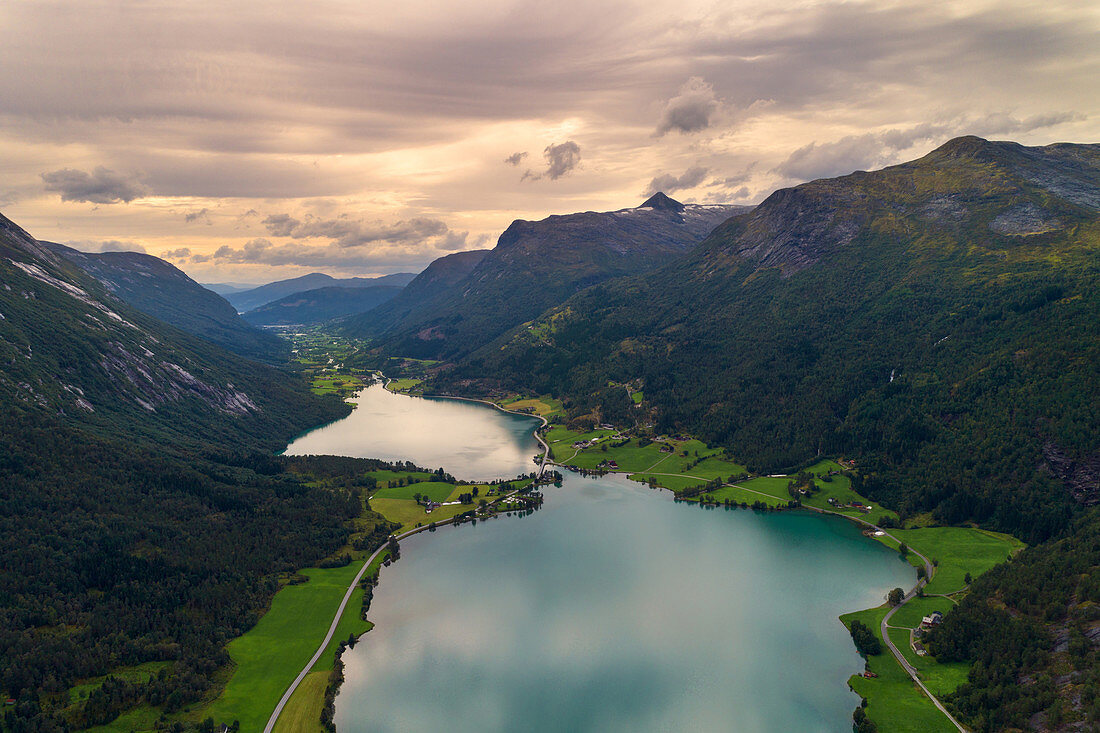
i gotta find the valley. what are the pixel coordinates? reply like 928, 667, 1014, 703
248, 335, 1026, 733
3, 135, 1098, 733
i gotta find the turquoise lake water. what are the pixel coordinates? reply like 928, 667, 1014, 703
286, 383, 912, 732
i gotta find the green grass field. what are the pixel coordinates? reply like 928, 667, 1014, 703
84, 705, 163, 733
373, 480, 456, 503
842, 607, 957, 733
890, 527, 1024, 595
500, 396, 563, 417
272, 671, 328, 733
199, 561, 372, 731
370, 497, 469, 532
366, 469, 435, 484
799, 460, 899, 525
384, 377, 422, 393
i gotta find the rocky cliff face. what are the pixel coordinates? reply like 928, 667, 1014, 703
701, 136, 1100, 277
1044, 442, 1100, 506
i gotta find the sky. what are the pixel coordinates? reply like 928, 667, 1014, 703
1, 0, 1098, 284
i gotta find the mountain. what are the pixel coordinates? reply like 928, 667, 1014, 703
202, 281, 261, 296
241, 284, 406, 326
449, 137, 1100, 543
341, 248, 489, 334
429, 137, 1100, 728
42, 241, 289, 362
0, 212, 347, 447
226, 271, 416, 312
0, 210, 374, 729
341, 195, 748, 360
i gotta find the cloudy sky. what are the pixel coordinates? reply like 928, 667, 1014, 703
1, 0, 1097, 283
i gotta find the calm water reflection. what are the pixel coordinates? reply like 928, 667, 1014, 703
287, 384, 912, 732
283, 382, 541, 481
336, 474, 911, 733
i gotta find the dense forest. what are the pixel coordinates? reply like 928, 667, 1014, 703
926, 510, 1100, 730
443, 138, 1100, 545
0, 214, 403, 730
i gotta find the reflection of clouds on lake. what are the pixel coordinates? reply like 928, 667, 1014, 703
283, 384, 540, 481
339, 473, 910, 732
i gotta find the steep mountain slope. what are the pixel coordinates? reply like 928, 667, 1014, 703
342, 194, 748, 360
241, 284, 405, 325
454, 137, 1100, 543
0, 216, 341, 446
341, 248, 489, 335
227, 271, 415, 312
42, 241, 288, 362
0, 211, 365, 730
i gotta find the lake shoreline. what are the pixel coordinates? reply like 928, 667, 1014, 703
265, 375, 1005, 733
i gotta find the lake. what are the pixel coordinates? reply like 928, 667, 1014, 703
284, 382, 541, 481
287, 384, 912, 732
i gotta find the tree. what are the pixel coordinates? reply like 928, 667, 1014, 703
888, 587, 905, 606
898, 542, 909, 557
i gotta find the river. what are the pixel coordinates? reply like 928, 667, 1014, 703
284, 383, 912, 732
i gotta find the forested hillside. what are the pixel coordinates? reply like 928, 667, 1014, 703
447, 137, 1100, 544
0, 212, 381, 730
343, 195, 747, 360
40, 241, 289, 363
341, 248, 489, 336
926, 510, 1100, 730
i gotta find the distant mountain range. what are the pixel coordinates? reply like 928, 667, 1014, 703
42, 241, 288, 362
202, 281, 262, 296
341, 248, 489, 333
242, 284, 407, 326
341, 193, 748, 359
227, 271, 416, 312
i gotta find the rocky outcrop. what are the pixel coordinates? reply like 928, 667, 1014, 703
1043, 442, 1100, 506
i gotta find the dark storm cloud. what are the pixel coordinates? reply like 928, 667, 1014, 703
184, 208, 210, 223
655, 78, 719, 136
40, 167, 148, 204
504, 152, 528, 166
522, 141, 581, 181
644, 166, 708, 196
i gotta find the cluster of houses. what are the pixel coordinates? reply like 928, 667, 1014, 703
826, 496, 872, 513
597, 459, 619, 470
